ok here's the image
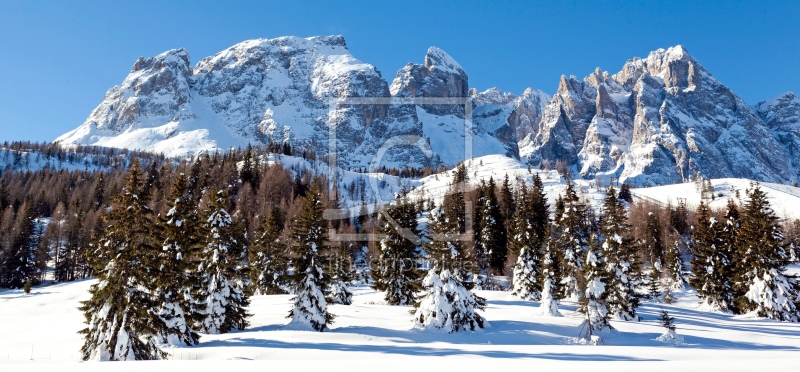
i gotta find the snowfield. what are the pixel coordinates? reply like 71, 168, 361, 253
1, 279, 799, 371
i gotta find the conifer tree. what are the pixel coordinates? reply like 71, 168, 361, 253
644, 212, 665, 271
579, 234, 611, 343
599, 187, 640, 320
718, 199, 740, 307
371, 193, 422, 306
537, 240, 563, 317
79, 160, 166, 360
415, 181, 487, 332
413, 267, 488, 332
197, 190, 251, 334
288, 184, 334, 331
477, 177, 506, 274
690, 201, 731, 310
328, 242, 354, 305
511, 177, 549, 300
733, 184, 800, 321
155, 174, 200, 345
552, 183, 590, 300
250, 207, 289, 295
664, 241, 685, 290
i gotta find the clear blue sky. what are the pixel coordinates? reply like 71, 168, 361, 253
1, 0, 798, 142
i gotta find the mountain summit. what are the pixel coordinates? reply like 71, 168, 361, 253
56, 38, 799, 185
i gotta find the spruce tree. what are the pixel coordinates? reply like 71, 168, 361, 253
79, 160, 166, 360
664, 241, 685, 290
288, 184, 334, 331
250, 207, 289, 295
371, 193, 422, 306
689, 201, 731, 310
552, 183, 590, 300
733, 184, 800, 321
415, 182, 487, 332
154, 173, 200, 345
511, 175, 549, 301
579, 234, 611, 343
328, 241, 354, 305
537, 240, 563, 317
718, 199, 740, 307
599, 187, 640, 320
644, 212, 665, 271
477, 177, 507, 275
413, 267, 488, 332
197, 190, 251, 334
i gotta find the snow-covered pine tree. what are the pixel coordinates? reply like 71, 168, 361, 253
553, 182, 590, 300
79, 160, 166, 361
478, 177, 506, 275
415, 179, 488, 332
664, 241, 685, 290
510, 175, 549, 301
250, 206, 289, 295
718, 198, 740, 307
599, 187, 639, 321
154, 173, 200, 346
537, 240, 563, 317
287, 183, 334, 331
644, 211, 665, 271
371, 192, 422, 306
579, 234, 612, 343
655, 309, 683, 343
328, 242, 354, 305
689, 201, 731, 311
197, 190, 250, 334
733, 184, 800, 321
429, 164, 476, 282
413, 267, 488, 332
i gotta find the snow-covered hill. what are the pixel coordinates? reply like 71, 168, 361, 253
2, 279, 799, 370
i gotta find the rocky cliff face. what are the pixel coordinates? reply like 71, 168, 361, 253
57, 38, 799, 185
756, 92, 800, 181
57, 37, 522, 169
525, 46, 795, 185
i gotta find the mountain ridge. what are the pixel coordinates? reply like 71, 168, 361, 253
56, 36, 799, 186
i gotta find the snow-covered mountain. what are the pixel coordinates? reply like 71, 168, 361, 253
57, 37, 799, 186
57, 36, 538, 169
525, 46, 798, 186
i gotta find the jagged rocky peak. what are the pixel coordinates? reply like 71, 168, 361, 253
757, 92, 800, 127
614, 45, 703, 90
390, 46, 468, 99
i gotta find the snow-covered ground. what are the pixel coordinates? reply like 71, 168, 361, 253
632, 178, 800, 220
1, 279, 799, 370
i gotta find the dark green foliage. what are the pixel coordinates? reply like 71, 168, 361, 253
552, 182, 590, 299
372, 193, 422, 306
197, 190, 251, 334
618, 183, 633, 203
155, 174, 200, 345
510, 175, 550, 300
288, 183, 335, 331
732, 184, 799, 320
644, 212, 665, 270
690, 201, 733, 310
659, 309, 676, 332
79, 160, 166, 361
599, 187, 639, 320
250, 207, 289, 295
579, 234, 611, 339
477, 178, 507, 274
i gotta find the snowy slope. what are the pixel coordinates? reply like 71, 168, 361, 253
632, 178, 800, 220
1, 279, 799, 370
